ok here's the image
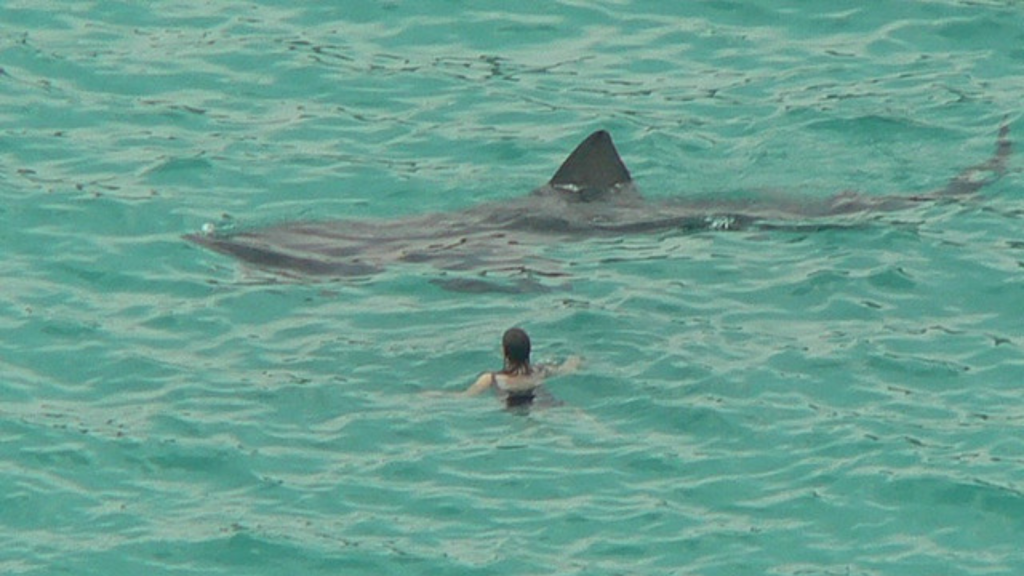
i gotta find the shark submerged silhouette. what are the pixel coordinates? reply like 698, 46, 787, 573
187, 125, 1011, 289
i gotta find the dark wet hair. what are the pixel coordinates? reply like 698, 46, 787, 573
501, 327, 532, 376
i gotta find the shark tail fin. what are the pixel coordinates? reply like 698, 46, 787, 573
941, 120, 1012, 197
549, 130, 633, 190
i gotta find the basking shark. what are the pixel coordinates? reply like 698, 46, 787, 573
187, 125, 1011, 286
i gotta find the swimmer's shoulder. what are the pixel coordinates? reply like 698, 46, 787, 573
464, 371, 497, 396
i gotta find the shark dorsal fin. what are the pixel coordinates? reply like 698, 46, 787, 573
549, 130, 632, 191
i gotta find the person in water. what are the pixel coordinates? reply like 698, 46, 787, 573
464, 327, 581, 408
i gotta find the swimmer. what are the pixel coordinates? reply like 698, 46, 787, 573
464, 327, 581, 408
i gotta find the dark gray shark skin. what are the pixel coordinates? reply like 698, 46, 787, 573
187, 125, 1011, 283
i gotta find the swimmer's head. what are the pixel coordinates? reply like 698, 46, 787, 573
502, 327, 531, 374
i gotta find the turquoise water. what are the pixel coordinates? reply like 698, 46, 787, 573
2, 1, 1023, 574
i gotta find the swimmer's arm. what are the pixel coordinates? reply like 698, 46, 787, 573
558, 355, 583, 374
537, 355, 582, 377
463, 373, 493, 396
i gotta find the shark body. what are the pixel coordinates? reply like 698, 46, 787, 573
187, 126, 1011, 283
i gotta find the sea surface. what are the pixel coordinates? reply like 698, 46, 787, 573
2, 1, 1023, 574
